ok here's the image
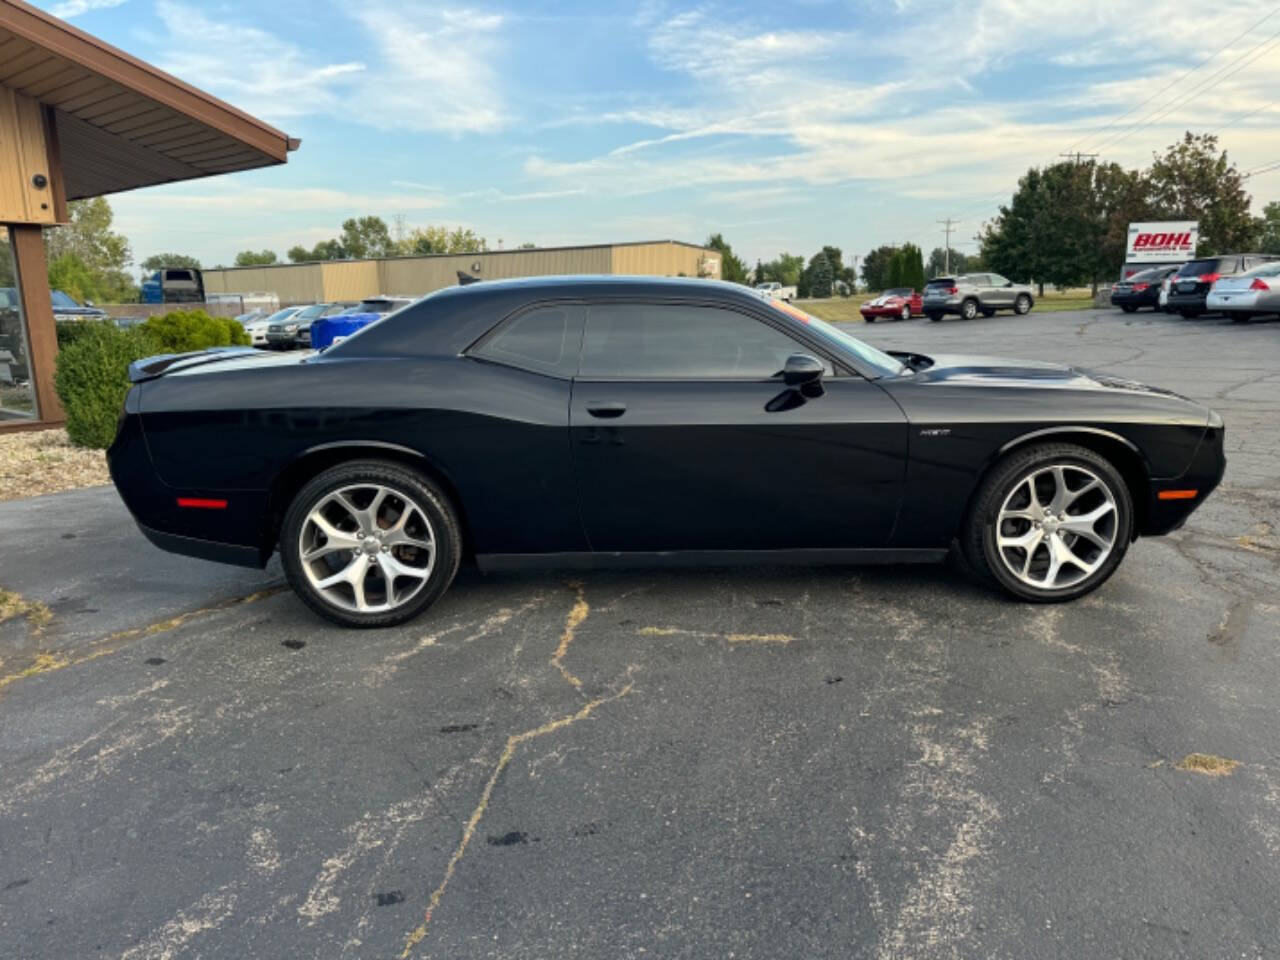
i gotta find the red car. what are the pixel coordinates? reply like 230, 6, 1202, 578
860, 288, 923, 322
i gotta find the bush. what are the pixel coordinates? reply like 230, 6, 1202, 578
139, 309, 249, 353
54, 324, 159, 449
56, 319, 114, 349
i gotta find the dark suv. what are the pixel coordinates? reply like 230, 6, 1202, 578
1167, 254, 1280, 318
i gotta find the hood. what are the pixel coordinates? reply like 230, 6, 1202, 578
898, 352, 1188, 399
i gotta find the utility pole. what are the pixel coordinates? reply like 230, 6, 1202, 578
937, 218, 957, 274
1058, 152, 1099, 165
392, 213, 406, 248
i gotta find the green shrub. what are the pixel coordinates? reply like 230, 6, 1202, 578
56, 319, 114, 349
139, 309, 249, 353
54, 324, 159, 450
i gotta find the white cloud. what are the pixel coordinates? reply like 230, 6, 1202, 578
151, 2, 364, 123
344, 3, 508, 134
46, 0, 127, 18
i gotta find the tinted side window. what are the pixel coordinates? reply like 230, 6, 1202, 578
581, 303, 818, 379
987, 274, 1009, 286
472, 304, 584, 376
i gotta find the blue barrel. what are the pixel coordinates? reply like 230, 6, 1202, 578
310, 313, 378, 349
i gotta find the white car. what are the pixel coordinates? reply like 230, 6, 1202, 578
1206, 262, 1280, 320
235, 311, 272, 346
754, 281, 797, 303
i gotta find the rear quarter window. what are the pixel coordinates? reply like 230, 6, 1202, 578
471, 304, 585, 377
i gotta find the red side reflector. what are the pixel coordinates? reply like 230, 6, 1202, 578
177, 497, 228, 509
1157, 490, 1197, 501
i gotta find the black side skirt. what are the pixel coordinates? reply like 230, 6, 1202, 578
477, 548, 948, 573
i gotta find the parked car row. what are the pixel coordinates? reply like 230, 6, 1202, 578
859, 274, 1035, 323
231, 297, 418, 350
1111, 252, 1280, 320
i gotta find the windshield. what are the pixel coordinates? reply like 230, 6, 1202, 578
883, 288, 911, 297
264, 308, 298, 323
294, 304, 327, 320
50, 291, 80, 308
767, 301, 905, 378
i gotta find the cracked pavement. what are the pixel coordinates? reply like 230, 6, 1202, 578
1, 307, 1278, 959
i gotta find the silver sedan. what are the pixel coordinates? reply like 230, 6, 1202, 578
1207, 262, 1280, 319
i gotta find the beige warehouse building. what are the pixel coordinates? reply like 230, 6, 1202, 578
201, 240, 722, 305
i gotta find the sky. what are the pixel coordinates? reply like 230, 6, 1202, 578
35, 0, 1280, 270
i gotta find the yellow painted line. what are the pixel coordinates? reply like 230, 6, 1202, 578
550, 580, 588, 689
0, 585, 286, 695
637, 626, 794, 646
400, 682, 634, 957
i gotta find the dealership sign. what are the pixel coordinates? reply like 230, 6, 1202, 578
1126, 221, 1198, 262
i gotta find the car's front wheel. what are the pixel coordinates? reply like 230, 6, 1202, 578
963, 443, 1133, 602
899, 304, 911, 321
280, 460, 462, 627
1014, 294, 1033, 315
961, 299, 979, 320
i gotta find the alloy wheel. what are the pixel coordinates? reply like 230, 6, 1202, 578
900, 305, 910, 321
297, 483, 436, 613
994, 463, 1118, 591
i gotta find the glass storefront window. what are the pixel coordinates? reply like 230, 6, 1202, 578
0, 227, 38, 420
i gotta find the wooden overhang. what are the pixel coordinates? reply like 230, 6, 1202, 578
0, 0, 298, 202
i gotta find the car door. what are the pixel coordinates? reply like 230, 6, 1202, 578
985, 274, 1014, 308
569, 300, 909, 552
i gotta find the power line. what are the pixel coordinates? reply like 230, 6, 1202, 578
1087, 22, 1280, 154
1062, 2, 1280, 157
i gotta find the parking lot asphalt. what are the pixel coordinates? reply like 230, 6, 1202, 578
1, 306, 1278, 960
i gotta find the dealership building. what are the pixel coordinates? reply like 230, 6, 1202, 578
201, 240, 723, 305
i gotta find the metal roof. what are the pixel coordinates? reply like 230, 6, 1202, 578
0, 0, 296, 200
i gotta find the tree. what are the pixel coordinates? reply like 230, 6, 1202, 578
233, 249, 278, 266
47, 253, 99, 303
806, 251, 834, 298
140, 253, 201, 275
927, 246, 970, 277
518, 242, 537, 250
704, 233, 748, 284
860, 245, 897, 291
1258, 201, 1280, 255
340, 216, 395, 260
758, 252, 805, 287
1146, 132, 1255, 255
44, 198, 135, 302
897, 243, 925, 290
400, 225, 488, 255
288, 239, 347, 263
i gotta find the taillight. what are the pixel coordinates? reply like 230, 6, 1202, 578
947, 286, 958, 295
1132, 283, 1149, 292
1251, 278, 1271, 291
1197, 272, 1220, 284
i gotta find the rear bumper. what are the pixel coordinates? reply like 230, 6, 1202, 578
1110, 291, 1158, 308
137, 523, 266, 568
1167, 292, 1208, 312
922, 297, 961, 313
1206, 291, 1260, 311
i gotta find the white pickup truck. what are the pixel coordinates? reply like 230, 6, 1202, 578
754, 281, 797, 303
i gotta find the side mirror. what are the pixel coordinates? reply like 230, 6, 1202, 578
1005, 282, 1013, 288
783, 353, 824, 387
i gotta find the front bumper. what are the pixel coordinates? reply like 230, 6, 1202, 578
860, 305, 909, 318
1142, 415, 1226, 535
265, 331, 300, 346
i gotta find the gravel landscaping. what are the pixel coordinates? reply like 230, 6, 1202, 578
0, 428, 109, 502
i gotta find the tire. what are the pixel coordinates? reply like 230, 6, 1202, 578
899, 305, 911, 322
1179, 309, 1199, 319
962, 443, 1133, 603
864, 315, 875, 323
926, 311, 943, 322
961, 299, 979, 320
981, 308, 995, 318
1014, 294, 1033, 315
280, 459, 462, 628
1120, 305, 1136, 314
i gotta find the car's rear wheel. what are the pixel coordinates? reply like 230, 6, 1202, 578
963, 443, 1133, 603
864, 315, 876, 323
280, 460, 462, 628
926, 311, 943, 322
1120, 304, 1136, 313
961, 299, 979, 320
899, 304, 911, 321
1014, 294, 1033, 315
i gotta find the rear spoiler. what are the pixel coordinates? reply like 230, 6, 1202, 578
128, 346, 262, 383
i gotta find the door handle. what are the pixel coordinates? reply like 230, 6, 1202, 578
586, 401, 627, 419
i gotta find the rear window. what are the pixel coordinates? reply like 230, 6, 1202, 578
925, 279, 954, 288
1178, 259, 1229, 277
1127, 268, 1166, 282
1243, 262, 1280, 278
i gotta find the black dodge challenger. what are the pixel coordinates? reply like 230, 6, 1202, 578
108, 276, 1224, 627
